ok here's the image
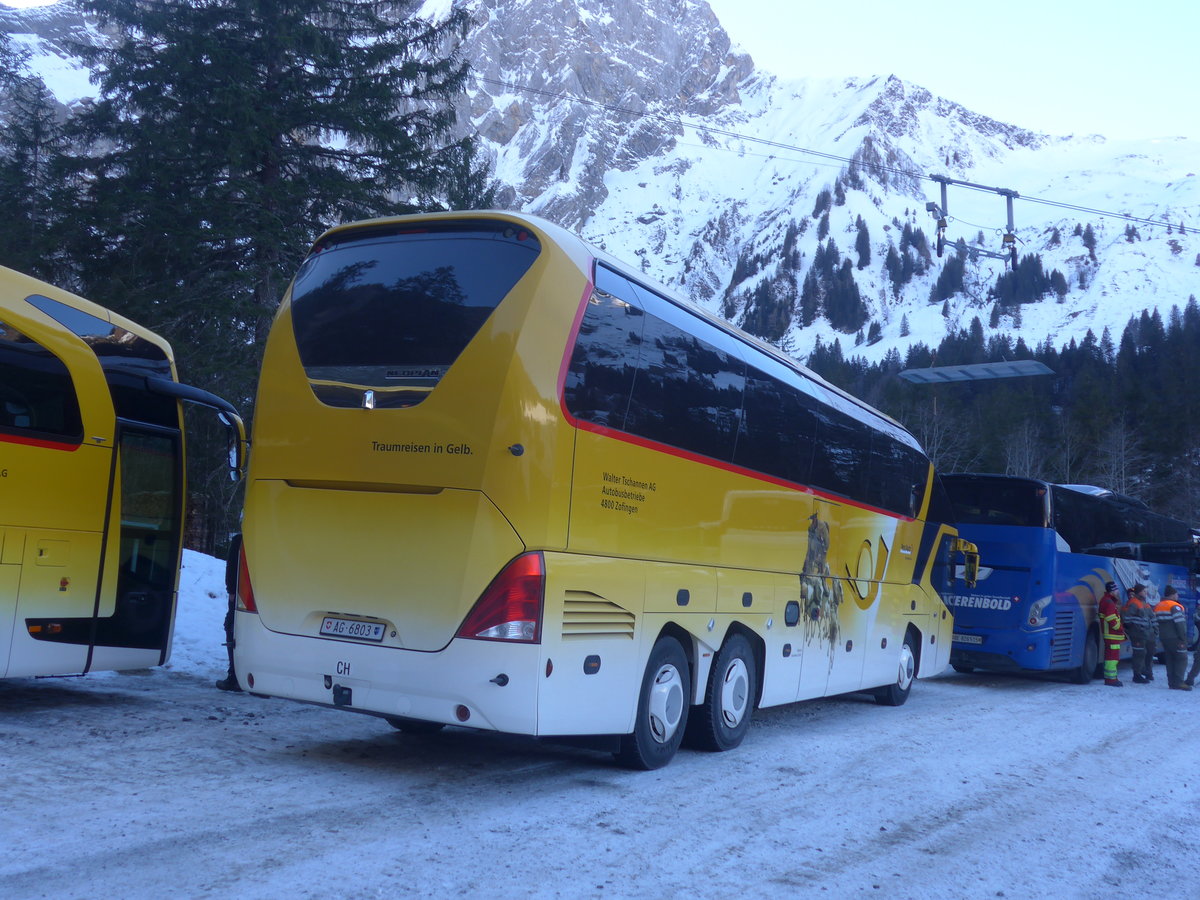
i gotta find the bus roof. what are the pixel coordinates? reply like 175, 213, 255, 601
1, 264, 173, 365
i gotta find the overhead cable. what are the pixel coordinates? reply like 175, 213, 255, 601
474, 75, 1194, 232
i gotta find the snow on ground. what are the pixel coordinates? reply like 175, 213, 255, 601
168, 550, 231, 679
3, 551, 1199, 899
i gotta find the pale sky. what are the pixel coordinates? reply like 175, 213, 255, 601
706, 0, 1199, 140
5, 0, 1195, 139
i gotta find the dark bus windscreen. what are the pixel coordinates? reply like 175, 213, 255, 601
942, 475, 1047, 528
289, 221, 541, 409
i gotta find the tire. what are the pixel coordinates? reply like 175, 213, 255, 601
685, 633, 756, 752
1070, 626, 1100, 684
615, 637, 690, 770
875, 633, 917, 706
385, 716, 445, 735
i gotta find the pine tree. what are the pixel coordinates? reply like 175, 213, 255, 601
0, 29, 29, 89
812, 188, 832, 219
854, 215, 871, 269
66, 0, 483, 549
1082, 223, 1098, 260
929, 253, 965, 303
816, 210, 830, 241
0, 72, 75, 282
884, 244, 903, 296
1050, 269, 1069, 301
798, 269, 820, 328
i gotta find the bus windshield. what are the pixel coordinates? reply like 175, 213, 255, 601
289, 221, 541, 409
942, 475, 1047, 528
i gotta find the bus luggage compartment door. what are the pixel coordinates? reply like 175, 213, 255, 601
5, 528, 101, 678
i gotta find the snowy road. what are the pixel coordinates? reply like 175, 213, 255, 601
4, 664, 1198, 899
3, 554, 1198, 898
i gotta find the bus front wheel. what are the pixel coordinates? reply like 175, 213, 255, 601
616, 636, 690, 770
875, 634, 917, 706
1070, 626, 1100, 684
685, 632, 756, 752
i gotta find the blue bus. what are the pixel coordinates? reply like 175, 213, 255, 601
941, 474, 1198, 682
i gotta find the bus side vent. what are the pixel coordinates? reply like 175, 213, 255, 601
1052, 609, 1076, 666
562, 592, 636, 640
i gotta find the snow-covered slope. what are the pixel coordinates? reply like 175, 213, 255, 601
457, 0, 1200, 363
5, 0, 1197, 364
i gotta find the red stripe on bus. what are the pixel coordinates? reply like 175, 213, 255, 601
0, 432, 83, 452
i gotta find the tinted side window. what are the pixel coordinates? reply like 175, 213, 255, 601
866, 434, 928, 517
623, 294, 745, 463
561, 268, 930, 516
735, 363, 817, 486
0, 319, 84, 444
809, 404, 870, 502
290, 221, 541, 408
563, 268, 646, 428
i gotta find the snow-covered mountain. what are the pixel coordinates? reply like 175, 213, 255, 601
5, 0, 1198, 365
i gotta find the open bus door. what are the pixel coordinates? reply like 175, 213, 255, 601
1, 309, 113, 677
2, 288, 246, 677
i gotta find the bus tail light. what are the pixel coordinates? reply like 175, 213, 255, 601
236, 542, 258, 613
1026, 595, 1050, 628
456, 552, 545, 643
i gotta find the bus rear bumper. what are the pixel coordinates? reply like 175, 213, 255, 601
233, 610, 542, 734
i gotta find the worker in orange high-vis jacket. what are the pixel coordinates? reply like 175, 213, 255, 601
1099, 581, 1126, 686
1122, 583, 1158, 683
1155, 585, 1192, 691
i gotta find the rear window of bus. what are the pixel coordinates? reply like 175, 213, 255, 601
289, 221, 541, 409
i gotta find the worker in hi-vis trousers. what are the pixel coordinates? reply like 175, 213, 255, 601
1155, 585, 1192, 691
1099, 581, 1127, 686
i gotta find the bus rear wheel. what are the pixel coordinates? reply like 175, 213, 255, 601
874, 634, 916, 706
685, 633, 756, 752
616, 636, 689, 770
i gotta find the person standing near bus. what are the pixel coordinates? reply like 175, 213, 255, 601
1186, 602, 1200, 687
1154, 585, 1191, 691
1099, 581, 1126, 687
216, 534, 243, 693
1121, 584, 1158, 684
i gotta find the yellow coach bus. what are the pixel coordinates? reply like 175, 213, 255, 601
234, 211, 976, 768
1, 266, 245, 678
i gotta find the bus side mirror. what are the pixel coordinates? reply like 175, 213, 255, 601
219, 411, 249, 482
953, 537, 980, 588
144, 376, 248, 481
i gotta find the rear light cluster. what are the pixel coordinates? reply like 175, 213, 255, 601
456, 552, 545, 643
236, 541, 257, 613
